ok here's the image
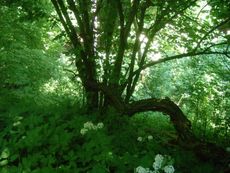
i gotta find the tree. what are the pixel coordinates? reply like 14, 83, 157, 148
50, 0, 229, 148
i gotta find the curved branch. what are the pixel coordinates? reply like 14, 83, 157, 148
194, 17, 230, 51
123, 97, 229, 168
125, 97, 195, 141
133, 51, 230, 76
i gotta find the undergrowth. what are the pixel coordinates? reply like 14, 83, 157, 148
0, 106, 225, 173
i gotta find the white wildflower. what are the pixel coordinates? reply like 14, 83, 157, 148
135, 154, 175, 173
13, 121, 21, 126
153, 162, 161, 170
97, 122, 104, 129
163, 165, 175, 173
137, 137, 143, 142
136, 166, 148, 173
153, 154, 164, 170
226, 147, 230, 152
81, 121, 104, 133
92, 125, 98, 130
148, 135, 153, 140
80, 128, 88, 135
83, 121, 94, 129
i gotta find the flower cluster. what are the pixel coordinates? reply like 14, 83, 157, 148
163, 165, 175, 173
80, 121, 104, 135
153, 154, 164, 170
136, 166, 151, 173
136, 154, 175, 173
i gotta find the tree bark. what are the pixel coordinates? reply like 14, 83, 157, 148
124, 97, 196, 142
84, 89, 99, 111
85, 81, 195, 142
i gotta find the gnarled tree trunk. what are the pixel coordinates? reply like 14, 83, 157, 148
122, 97, 229, 169
86, 80, 195, 142
93, 89, 229, 169
124, 97, 195, 142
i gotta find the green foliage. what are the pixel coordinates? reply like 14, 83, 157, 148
209, 0, 230, 19
137, 56, 230, 145
0, 0, 81, 132
0, 0, 229, 173
1, 111, 223, 173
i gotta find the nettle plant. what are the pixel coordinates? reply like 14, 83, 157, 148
136, 154, 175, 173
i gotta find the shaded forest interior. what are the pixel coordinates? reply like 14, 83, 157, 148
0, 0, 230, 173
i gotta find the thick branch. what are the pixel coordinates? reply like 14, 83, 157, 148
78, 0, 95, 57
54, 0, 81, 48
125, 6, 146, 102
67, 0, 85, 37
51, 0, 72, 41
102, 0, 118, 85
51, 0, 86, 80
110, 0, 140, 88
133, 51, 230, 75
52, 0, 98, 106
125, 97, 195, 141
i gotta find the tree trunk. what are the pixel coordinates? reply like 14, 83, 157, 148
123, 97, 229, 168
85, 90, 98, 111
124, 97, 196, 142
85, 82, 194, 142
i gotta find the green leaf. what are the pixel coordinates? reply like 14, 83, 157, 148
0, 148, 10, 159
